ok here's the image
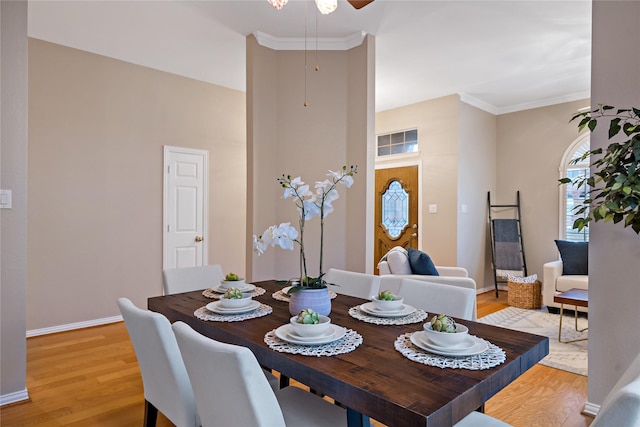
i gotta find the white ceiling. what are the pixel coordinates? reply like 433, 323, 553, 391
27, 0, 592, 114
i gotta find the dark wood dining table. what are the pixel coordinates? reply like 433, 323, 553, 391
148, 280, 548, 427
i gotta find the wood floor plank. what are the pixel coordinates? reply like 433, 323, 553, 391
1, 291, 593, 426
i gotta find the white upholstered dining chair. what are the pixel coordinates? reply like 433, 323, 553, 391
162, 264, 224, 295
398, 278, 477, 320
117, 297, 199, 427
324, 268, 381, 299
590, 351, 640, 426
172, 321, 348, 427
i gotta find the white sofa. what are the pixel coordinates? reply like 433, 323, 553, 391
543, 260, 589, 313
377, 247, 476, 294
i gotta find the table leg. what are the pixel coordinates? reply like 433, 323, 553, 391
347, 408, 371, 427
558, 303, 588, 343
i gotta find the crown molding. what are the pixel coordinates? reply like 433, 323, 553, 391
254, 30, 366, 51
495, 91, 591, 115
460, 91, 591, 116
459, 93, 499, 115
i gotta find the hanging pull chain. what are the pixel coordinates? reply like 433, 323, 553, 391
304, 0, 308, 107
315, 5, 319, 71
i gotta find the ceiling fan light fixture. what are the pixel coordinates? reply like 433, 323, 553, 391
315, 0, 337, 15
267, 0, 288, 10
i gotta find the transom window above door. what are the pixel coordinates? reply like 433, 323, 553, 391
377, 129, 418, 157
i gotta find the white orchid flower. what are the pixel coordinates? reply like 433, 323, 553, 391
315, 179, 332, 191
252, 235, 268, 255
277, 222, 298, 240
322, 200, 334, 218
297, 184, 313, 198
327, 170, 342, 181
302, 199, 320, 219
324, 188, 340, 202
341, 174, 354, 188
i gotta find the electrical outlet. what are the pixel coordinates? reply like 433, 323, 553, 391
428, 204, 437, 214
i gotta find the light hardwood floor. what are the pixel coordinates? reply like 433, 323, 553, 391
1, 291, 593, 427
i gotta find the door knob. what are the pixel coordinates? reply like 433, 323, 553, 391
412, 224, 418, 229
195, 236, 203, 242
412, 233, 417, 237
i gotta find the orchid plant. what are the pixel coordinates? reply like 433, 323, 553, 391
253, 165, 357, 291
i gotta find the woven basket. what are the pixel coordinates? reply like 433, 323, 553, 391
507, 280, 542, 309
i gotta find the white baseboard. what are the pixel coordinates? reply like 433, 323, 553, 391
0, 388, 29, 406
583, 401, 600, 418
26, 315, 123, 337
476, 284, 508, 294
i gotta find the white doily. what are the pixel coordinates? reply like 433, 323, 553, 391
394, 332, 506, 370
202, 287, 266, 299
194, 304, 272, 322
348, 305, 429, 325
264, 328, 363, 357
271, 289, 338, 302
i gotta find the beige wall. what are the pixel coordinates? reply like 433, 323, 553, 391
496, 99, 590, 281
1, 0, 28, 401
589, 0, 640, 408
376, 95, 460, 267
458, 102, 496, 289
247, 36, 373, 282
27, 39, 247, 331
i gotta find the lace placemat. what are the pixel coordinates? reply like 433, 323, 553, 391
202, 287, 266, 299
394, 332, 506, 370
264, 328, 363, 357
194, 304, 272, 322
348, 305, 429, 325
271, 289, 338, 302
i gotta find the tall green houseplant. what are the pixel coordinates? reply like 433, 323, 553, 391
562, 105, 640, 234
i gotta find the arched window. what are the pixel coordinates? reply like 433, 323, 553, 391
559, 136, 590, 242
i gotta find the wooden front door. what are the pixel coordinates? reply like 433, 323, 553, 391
374, 166, 419, 273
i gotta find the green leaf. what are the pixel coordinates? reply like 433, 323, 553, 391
625, 213, 635, 226
624, 186, 632, 195
609, 118, 622, 138
559, 177, 572, 184
603, 105, 615, 111
588, 119, 598, 132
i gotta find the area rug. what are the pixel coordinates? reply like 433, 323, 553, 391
478, 306, 588, 376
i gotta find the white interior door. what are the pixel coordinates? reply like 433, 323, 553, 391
163, 146, 208, 269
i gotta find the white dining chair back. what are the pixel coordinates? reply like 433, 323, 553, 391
172, 321, 347, 427
454, 411, 512, 426
398, 278, 477, 320
324, 268, 381, 299
162, 264, 224, 295
590, 351, 640, 427
116, 298, 199, 427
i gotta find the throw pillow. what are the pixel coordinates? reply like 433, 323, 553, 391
554, 240, 588, 275
407, 247, 439, 276
386, 249, 412, 275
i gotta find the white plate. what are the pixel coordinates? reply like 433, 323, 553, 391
212, 283, 256, 293
287, 327, 336, 342
359, 302, 416, 318
410, 332, 488, 356
205, 300, 260, 314
275, 324, 346, 345
418, 334, 477, 352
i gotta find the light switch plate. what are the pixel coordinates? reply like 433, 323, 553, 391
0, 189, 12, 209
428, 204, 437, 214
